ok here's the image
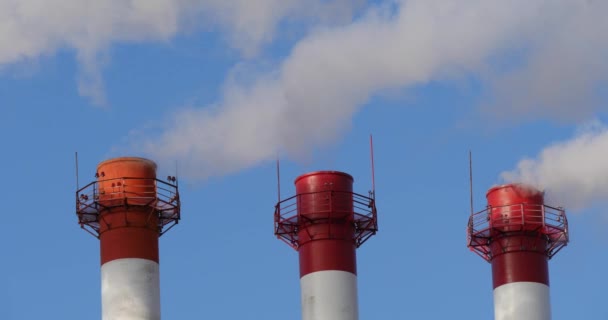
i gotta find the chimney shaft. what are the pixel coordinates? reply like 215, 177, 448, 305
275, 171, 378, 320
76, 157, 181, 320
468, 184, 568, 320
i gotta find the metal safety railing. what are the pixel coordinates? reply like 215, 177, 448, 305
76, 177, 180, 238
467, 203, 569, 261
274, 190, 377, 250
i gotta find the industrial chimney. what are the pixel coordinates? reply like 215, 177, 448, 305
76, 157, 180, 320
274, 171, 378, 320
467, 183, 569, 320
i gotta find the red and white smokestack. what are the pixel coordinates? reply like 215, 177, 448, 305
76, 157, 180, 320
468, 184, 568, 320
275, 171, 378, 320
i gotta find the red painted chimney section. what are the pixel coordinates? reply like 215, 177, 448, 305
275, 170, 378, 320
468, 184, 568, 320
76, 157, 180, 320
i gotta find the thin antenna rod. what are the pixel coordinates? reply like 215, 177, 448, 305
75, 152, 80, 191
469, 150, 474, 215
276, 158, 281, 203
370, 134, 376, 197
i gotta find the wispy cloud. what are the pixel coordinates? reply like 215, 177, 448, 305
0, 0, 362, 104
137, 0, 608, 179
502, 121, 608, 210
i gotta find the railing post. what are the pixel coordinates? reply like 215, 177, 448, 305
487, 206, 492, 230
296, 193, 301, 220
93, 182, 98, 203
153, 178, 158, 206
541, 205, 546, 228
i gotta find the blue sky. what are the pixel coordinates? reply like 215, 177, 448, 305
1, 1, 608, 319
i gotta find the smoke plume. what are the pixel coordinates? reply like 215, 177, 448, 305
139, 0, 608, 179
502, 122, 608, 210
0, 0, 361, 104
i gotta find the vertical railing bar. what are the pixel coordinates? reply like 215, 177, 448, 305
488, 206, 493, 230
541, 205, 546, 228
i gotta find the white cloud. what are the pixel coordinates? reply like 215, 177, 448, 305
0, 0, 362, 104
501, 121, 608, 210
487, 1, 608, 120
139, 0, 608, 179
193, 0, 365, 56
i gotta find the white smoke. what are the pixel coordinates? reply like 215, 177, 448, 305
502, 122, 608, 210
0, 0, 362, 104
138, 0, 608, 179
